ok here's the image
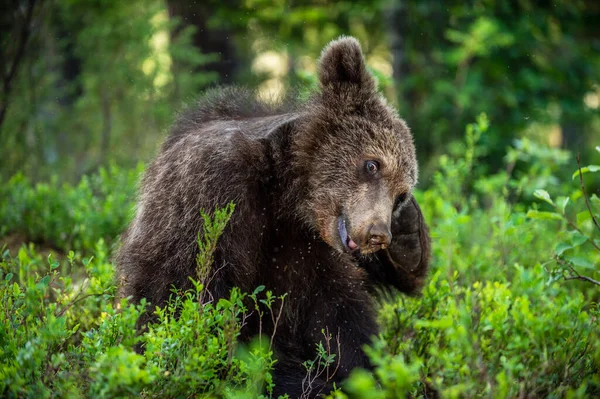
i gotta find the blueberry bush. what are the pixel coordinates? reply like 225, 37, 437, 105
1, 118, 598, 398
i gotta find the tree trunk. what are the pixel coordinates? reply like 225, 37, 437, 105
0, 0, 38, 135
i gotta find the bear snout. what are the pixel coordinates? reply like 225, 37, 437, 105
367, 221, 392, 248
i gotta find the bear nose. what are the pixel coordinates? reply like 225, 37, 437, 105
368, 221, 392, 247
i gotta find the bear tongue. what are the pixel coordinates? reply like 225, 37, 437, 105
347, 238, 358, 251
338, 216, 359, 252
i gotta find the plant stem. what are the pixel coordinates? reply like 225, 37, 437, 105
576, 153, 600, 234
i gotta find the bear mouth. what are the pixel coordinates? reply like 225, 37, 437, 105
337, 216, 358, 252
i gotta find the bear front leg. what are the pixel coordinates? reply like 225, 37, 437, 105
271, 292, 377, 398
271, 358, 333, 399
360, 196, 431, 295
299, 296, 377, 397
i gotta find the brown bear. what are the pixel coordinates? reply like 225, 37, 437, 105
116, 36, 431, 398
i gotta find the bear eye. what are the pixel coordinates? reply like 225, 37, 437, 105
365, 160, 379, 175
394, 193, 408, 210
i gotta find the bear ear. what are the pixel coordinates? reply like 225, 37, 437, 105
317, 36, 375, 90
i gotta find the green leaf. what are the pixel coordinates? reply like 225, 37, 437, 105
13, 282, 20, 296
569, 231, 588, 247
415, 317, 454, 329
577, 211, 591, 225
38, 275, 51, 287
68, 251, 75, 264
560, 197, 570, 213
526, 210, 562, 221
49, 254, 60, 270
533, 189, 553, 205
555, 243, 572, 256
572, 165, 600, 180
253, 285, 265, 295
564, 255, 595, 270
5, 272, 13, 282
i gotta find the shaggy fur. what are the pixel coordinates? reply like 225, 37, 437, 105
117, 36, 431, 398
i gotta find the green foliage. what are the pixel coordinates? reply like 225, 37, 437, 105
504, 138, 572, 202
0, 163, 141, 252
527, 147, 600, 288
0, 0, 218, 181
331, 118, 600, 398
0, 242, 117, 398
196, 202, 235, 282
2, 1, 599, 396
394, 0, 600, 170
1, 119, 599, 397
0, 207, 281, 398
358, 269, 598, 398
3, 0, 599, 190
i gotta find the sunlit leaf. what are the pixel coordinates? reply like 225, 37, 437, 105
564, 255, 595, 270
555, 243, 572, 256
570, 231, 589, 247
533, 189, 553, 205
577, 211, 592, 225
560, 197, 570, 214
48, 253, 60, 270
572, 165, 600, 180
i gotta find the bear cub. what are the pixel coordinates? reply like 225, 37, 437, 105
117, 36, 431, 398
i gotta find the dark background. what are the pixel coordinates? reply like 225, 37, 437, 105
2, 0, 599, 183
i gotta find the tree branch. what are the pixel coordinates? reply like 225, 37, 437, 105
564, 275, 600, 286
559, 257, 600, 287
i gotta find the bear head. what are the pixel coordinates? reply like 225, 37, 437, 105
294, 36, 418, 255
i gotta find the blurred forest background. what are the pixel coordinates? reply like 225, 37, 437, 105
2, 0, 599, 182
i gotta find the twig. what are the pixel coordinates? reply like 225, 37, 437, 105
199, 262, 227, 305
559, 257, 600, 287
555, 209, 600, 253
576, 153, 600, 233
564, 275, 600, 286
326, 329, 341, 383
301, 328, 342, 398
269, 294, 286, 350
55, 291, 112, 317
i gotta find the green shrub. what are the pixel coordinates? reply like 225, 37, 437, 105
332, 117, 599, 397
0, 118, 598, 398
527, 148, 600, 292
367, 269, 598, 398
0, 244, 117, 398
0, 205, 282, 398
0, 163, 142, 253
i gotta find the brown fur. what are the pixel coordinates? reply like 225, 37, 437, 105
116, 36, 431, 398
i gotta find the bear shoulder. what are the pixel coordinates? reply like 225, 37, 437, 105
163, 87, 298, 150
